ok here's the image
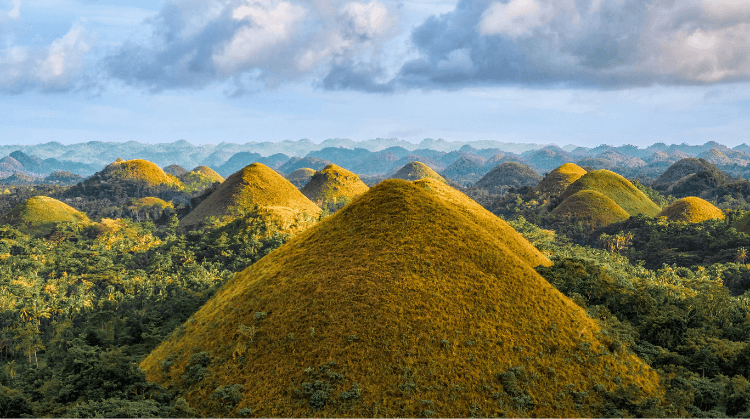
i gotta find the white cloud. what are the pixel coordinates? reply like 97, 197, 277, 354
479, 0, 552, 38
341, 1, 391, 39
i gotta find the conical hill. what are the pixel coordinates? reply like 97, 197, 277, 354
561, 169, 661, 217
657, 197, 724, 223
142, 179, 660, 418
287, 168, 316, 188
180, 166, 225, 191
535, 163, 587, 195
551, 190, 630, 227
475, 162, 541, 190
102, 159, 182, 188
301, 164, 369, 207
180, 163, 321, 230
132, 197, 173, 209
190, 165, 225, 183
1, 196, 89, 235
390, 161, 445, 182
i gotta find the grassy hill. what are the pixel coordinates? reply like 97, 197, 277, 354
141, 179, 660, 418
300, 164, 369, 208
562, 170, 661, 217
476, 162, 541, 191
132, 197, 173, 209
103, 159, 183, 188
535, 163, 587, 195
1, 196, 89, 235
180, 163, 321, 231
657, 197, 724, 223
286, 168, 316, 189
551, 190, 630, 227
390, 161, 445, 182
180, 166, 225, 191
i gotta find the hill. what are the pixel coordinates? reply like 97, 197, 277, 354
179, 163, 321, 231
439, 155, 487, 185
163, 164, 188, 177
132, 197, 174, 209
141, 179, 659, 418
390, 161, 445, 182
651, 158, 730, 198
475, 162, 541, 191
102, 159, 182, 188
180, 166, 225, 192
657, 197, 724, 223
286, 168, 316, 188
300, 164, 368, 208
0, 196, 89, 235
535, 163, 587, 195
562, 170, 661, 217
278, 157, 332, 174
43, 171, 83, 185
551, 190, 631, 227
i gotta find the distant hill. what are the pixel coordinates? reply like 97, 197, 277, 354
390, 161, 445, 182
0, 196, 89, 235
562, 170, 661, 217
300, 164, 368, 209
278, 157, 332, 174
551, 190, 631, 227
216, 152, 290, 177
180, 163, 321, 231
286, 168, 316, 189
521, 146, 575, 172
102, 159, 182, 188
132, 197, 174, 209
651, 158, 730, 198
440, 155, 487, 185
657, 197, 724, 223
141, 178, 659, 418
163, 164, 188, 177
475, 162, 541, 191
43, 171, 83, 185
535, 163, 587, 195
180, 166, 224, 192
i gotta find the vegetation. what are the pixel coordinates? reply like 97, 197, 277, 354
658, 197, 725, 223
179, 166, 224, 192
535, 163, 587, 195
562, 170, 662, 217
286, 168, 316, 188
0, 196, 89, 235
300, 164, 368, 211
552, 190, 631, 227
390, 161, 446, 182
105, 159, 183, 189
475, 162, 541, 192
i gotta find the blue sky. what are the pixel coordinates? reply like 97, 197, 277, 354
1, 0, 750, 148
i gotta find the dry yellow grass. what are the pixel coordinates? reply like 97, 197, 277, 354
301, 164, 369, 207
180, 163, 321, 231
561, 169, 661, 217
132, 197, 173, 209
104, 159, 182, 188
657, 197, 724, 223
552, 190, 630, 227
536, 163, 587, 195
142, 179, 660, 418
391, 161, 446, 182
0, 196, 89, 235
190, 165, 225, 183
287, 168, 317, 189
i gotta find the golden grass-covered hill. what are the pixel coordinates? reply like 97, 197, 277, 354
102, 159, 182, 188
535, 163, 587, 195
1, 196, 89, 235
132, 197, 173, 209
561, 170, 661, 217
142, 179, 660, 418
657, 197, 724, 223
190, 165, 225, 183
180, 163, 321, 231
551, 190, 630, 227
180, 166, 225, 191
301, 164, 369, 207
286, 168, 316, 189
475, 162, 541, 190
390, 161, 445, 182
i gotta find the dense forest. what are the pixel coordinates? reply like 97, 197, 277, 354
0, 152, 748, 417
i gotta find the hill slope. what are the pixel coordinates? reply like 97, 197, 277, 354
1, 196, 89, 234
476, 162, 541, 190
535, 163, 587, 195
102, 159, 182, 188
142, 179, 660, 418
562, 170, 661, 217
551, 190, 630, 227
300, 164, 369, 207
286, 168, 316, 189
390, 161, 445, 182
657, 197, 724, 223
180, 163, 321, 230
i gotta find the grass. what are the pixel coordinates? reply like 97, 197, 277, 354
391, 161, 446, 182
561, 170, 661, 217
551, 190, 630, 227
132, 197, 173, 209
142, 179, 661, 418
301, 164, 369, 207
287, 168, 317, 188
0, 196, 89, 235
105, 159, 183, 188
475, 162, 541, 189
190, 166, 225, 183
536, 163, 587, 195
180, 163, 321, 231
657, 197, 724, 223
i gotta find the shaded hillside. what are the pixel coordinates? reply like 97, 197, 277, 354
535, 163, 587, 196
475, 162, 541, 192
286, 168, 316, 188
217, 152, 290, 177
180, 166, 224, 192
390, 161, 445, 182
651, 158, 729, 194
278, 157, 332, 174
141, 179, 659, 418
300, 164, 368, 210
562, 170, 661, 217
163, 164, 188, 177
521, 146, 574, 172
656, 197, 724, 223
43, 171, 83, 185
1, 195, 89, 235
440, 155, 487, 185
551, 190, 630, 227
180, 163, 320, 231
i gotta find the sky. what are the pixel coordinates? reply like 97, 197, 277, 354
1, 0, 750, 148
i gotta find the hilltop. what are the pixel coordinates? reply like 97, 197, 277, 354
476, 162, 541, 192
179, 163, 321, 231
300, 164, 368, 210
562, 170, 661, 217
141, 179, 659, 418
101, 159, 183, 188
535, 163, 587, 195
132, 197, 174, 209
180, 166, 224, 192
1, 196, 89, 235
286, 168, 316, 188
657, 197, 724, 223
390, 161, 445, 182
551, 190, 631, 227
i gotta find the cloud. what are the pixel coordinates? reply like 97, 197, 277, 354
0, 21, 96, 93
106, 0, 397, 92
324, 0, 750, 91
